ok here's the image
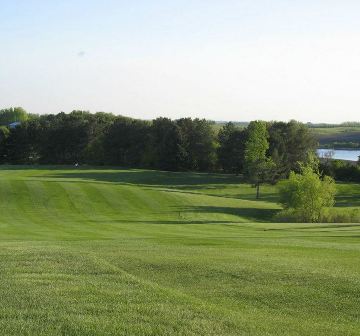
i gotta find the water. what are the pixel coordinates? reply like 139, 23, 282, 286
317, 149, 360, 161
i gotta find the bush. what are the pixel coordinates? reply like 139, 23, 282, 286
274, 209, 302, 223
275, 208, 360, 223
320, 160, 360, 182
320, 208, 360, 223
278, 162, 336, 223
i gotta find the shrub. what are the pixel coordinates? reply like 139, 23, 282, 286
274, 209, 302, 223
320, 208, 360, 223
274, 208, 360, 223
278, 161, 336, 222
320, 160, 360, 182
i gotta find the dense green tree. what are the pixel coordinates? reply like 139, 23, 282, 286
83, 112, 116, 164
0, 107, 29, 125
0, 126, 10, 163
268, 120, 317, 178
0, 126, 10, 143
218, 122, 246, 174
0, 109, 322, 179
148, 118, 183, 171
320, 159, 360, 182
244, 121, 275, 198
1, 111, 117, 165
3, 120, 40, 164
176, 118, 217, 171
102, 117, 150, 166
191, 118, 217, 171
279, 161, 336, 222
37, 111, 94, 164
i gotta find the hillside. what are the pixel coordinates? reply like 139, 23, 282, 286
310, 126, 360, 148
0, 167, 359, 335
0, 168, 281, 240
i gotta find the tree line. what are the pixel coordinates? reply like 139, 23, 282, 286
2, 107, 358, 222
0, 109, 318, 176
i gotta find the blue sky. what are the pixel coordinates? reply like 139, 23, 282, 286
1, 0, 360, 122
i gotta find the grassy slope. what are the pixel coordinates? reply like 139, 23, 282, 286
0, 167, 359, 335
310, 127, 360, 147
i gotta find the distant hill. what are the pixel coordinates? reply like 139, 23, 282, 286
310, 127, 360, 149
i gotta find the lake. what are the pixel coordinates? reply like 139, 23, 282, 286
317, 149, 360, 161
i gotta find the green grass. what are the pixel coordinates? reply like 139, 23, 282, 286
0, 167, 359, 335
310, 127, 360, 147
311, 126, 360, 135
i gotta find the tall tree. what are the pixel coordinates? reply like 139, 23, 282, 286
176, 118, 217, 171
3, 119, 40, 164
38, 111, 93, 164
148, 118, 183, 171
244, 121, 275, 198
268, 120, 317, 178
0, 126, 10, 163
102, 117, 150, 167
83, 112, 116, 165
218, 122, 246, 174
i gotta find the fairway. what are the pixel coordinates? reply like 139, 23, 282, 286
0, 167, 359, 335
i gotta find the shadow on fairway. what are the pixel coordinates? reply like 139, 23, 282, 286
335, 195, 360, 207
152, 187, 279, 203
179, 206, 278, 222
36, 169, 281, 203
0, 165, 90, 170
90, 219, 240, 225
37, 169, 244, 188
265, 223, 360, 230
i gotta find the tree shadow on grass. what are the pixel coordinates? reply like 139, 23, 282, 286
205, 192, 280, 203
88, 219, 239, 225
31, 169, 281, 202
178, 206, 279, 222
335, 195, 360, 207
143, 186, 279, 205
265, 223, 360, 230
35, 169, 247, 194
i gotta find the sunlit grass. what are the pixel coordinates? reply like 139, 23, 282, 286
0, 167, 359, 335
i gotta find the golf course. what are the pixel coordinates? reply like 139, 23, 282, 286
0, 166, 359, 335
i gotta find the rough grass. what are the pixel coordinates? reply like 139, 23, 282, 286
0, 167, 359, 335
311, 127, 360, 147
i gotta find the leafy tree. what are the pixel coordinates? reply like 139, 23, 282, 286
244, 121, 275, 198
268, 120, 317, 178
0, 107, 29, 125
278, 161, 336, 222
148, 118, 183, 171
218, 122, 246, 174
0, 126, 10, 163
0, 126, 9, 142
37, 111, 94, 164
191, 118, 217, 171
83, 112, 116, 164
3, 120, 40, 164
175, 118, 217, 171
320, 159, 360, 183
102, 117, 150, 167
0, 109, 321, 177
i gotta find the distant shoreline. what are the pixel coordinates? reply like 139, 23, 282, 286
317, 148, 360, 162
